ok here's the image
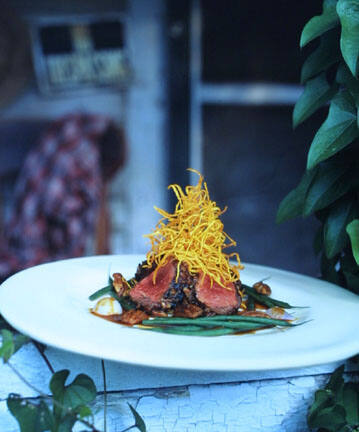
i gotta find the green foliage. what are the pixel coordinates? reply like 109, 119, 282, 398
301, 30, 341, 83
307, 91, 358, 170
300, 0, 339, 48
337, 0, 359, 76
0, 329, 147, 432
7, 396, 54, 432
0, 330, 29, 363
323, 196, 356, 258
50, 370, 97, 430
293, 74, 338, 128
346, 219, 359, 264
307, 365, 359, 431
128, 404, 147, 432
278, 0, 359, 293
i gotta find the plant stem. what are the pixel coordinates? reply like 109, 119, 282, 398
6, 361, 101, 432
32, 340, 55, 374
101, 359, 107, 432
120, 425, 136, 432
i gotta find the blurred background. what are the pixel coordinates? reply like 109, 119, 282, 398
0, 0, 325, 281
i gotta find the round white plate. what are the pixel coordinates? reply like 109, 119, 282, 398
0, 254, 358, 371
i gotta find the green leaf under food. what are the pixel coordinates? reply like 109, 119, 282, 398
343, 269, 359, 292
88, 285, 112, 301
293, 74, 338, 128
276, 168, 318, 223
0, 330, 29, 363
327, 365, 345, 393
308, 389, 336, 428
300, 0, 339, 48
337, 0, 359, 77
128, 403, 147, 432
301, 30, 341, 83
50, 370, 97, 421
309, 404, 347, 431
307, 90, 359, 170
7, 394, 54, 432
342, 382, 359, 425
324, 196, 356, 258
346, 219, 359, 265
303, 159, 355, 216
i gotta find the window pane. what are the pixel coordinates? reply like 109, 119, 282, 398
203, 104, 326, 275
202, 0, 322, 83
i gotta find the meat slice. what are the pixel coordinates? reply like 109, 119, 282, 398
129, 260, 176, 310
195, 274, 240, 315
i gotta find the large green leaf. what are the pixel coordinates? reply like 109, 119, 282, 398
7, 394, 54, 432
293, 74, 338, 128
50, 370, 97, 420
336, 62, 359, 105
314, 226, 324, 255
301, 30, 341, 83
303, 160, 354, 215
0, 330, 29, 363
342, 382, 359, 425
301, 0, 339, 48
327, 365, 345, 394
308, 389, 335, 427
321, 253, 343, 284
276, 169, 317, 223
307, 90, 359, 169
324, 196, 356, 258
346, 219, 359, 264
343, 269, 359, 291
308, 404, 347, 431
337, 0, 359, 77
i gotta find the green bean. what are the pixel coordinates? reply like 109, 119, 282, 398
141, 325, 203, 332
142, 319, 272, 331
141, 327, 239, 336
89, 285, 112, 301
198, 315, 294, 326
119, 296, 137, 311
247, 296, 255, 311
242, 284, 295, 309
142, 316, 293, 327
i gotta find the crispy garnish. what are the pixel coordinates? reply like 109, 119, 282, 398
144, 169, 243, 288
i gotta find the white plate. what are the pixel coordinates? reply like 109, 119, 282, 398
0, 254, 358, 372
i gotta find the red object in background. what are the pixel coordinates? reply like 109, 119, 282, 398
0, 113, 126, 282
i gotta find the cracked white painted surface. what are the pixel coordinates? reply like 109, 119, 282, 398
0, 343, 358, 431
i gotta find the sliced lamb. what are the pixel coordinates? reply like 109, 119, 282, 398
129, 260, 177, 310
195, 273, 240, 315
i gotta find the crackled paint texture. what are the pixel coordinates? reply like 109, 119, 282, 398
1, 343, 358, 431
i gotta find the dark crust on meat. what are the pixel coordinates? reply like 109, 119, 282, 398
131, 260, 240, 316
160, 262, 213, 313
174, 301, 204, 318
134, 260, 156, 282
